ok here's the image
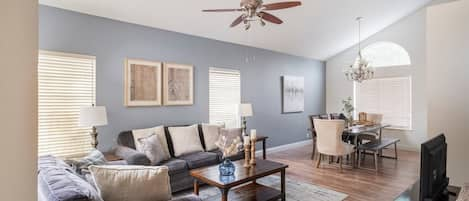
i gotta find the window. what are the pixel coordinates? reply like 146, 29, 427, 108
354, 77, 412, 130
361, 42, 411, 67
209, 67, 241, 128
38, 51, 96, 157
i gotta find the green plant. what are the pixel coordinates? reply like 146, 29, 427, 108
342, 97, 354, 120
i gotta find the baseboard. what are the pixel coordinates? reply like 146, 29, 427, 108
254, 139, 419, 156
255, 139, 312, 155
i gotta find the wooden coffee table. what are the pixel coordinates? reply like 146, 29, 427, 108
190, 160, 288, 201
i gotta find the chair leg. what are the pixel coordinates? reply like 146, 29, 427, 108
351, 152, 356, 167
316, 153, 322, 168
339, 156, 343, 172
374, 152, 379, 172
394, 143, 398, 160
358, 150, 362, 168
311, 139, 316, 160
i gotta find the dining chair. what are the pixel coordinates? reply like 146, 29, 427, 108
314, 119, 355, 171
308, 115, 322, 159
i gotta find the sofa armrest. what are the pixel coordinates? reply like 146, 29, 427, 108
113, 146, 151, 166
171, 195, 202, 201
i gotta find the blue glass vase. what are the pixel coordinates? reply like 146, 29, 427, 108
219, 159, 235, 176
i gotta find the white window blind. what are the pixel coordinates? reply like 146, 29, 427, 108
209, 68, 241, 128
355, 77, 412, 130
38, 51, 96, 157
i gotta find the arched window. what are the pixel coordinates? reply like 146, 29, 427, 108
360, 42, 411, 67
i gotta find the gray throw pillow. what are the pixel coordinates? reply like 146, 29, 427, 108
66, 149, 107, 176
138, 134, 168, 165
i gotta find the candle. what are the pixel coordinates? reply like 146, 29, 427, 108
250, 129, 257, 140
243, 136, 251, 145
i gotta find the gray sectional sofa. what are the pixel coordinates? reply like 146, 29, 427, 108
114, 124, 244, 193
37, 155, 201, 201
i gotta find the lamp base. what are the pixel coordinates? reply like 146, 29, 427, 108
90, 126, 98, 149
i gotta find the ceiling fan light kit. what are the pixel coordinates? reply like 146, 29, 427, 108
202, 0, 302, 30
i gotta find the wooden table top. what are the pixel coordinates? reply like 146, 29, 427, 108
190, 159, 288, 189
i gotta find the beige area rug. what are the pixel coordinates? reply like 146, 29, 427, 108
175, 175, 348, 201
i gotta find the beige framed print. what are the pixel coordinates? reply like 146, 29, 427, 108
163, 63, 194, 106
124, 59, 162, 107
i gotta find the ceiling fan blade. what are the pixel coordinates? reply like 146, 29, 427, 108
262, 1, 302, 10
230, 15, 246, 27
258, 12, 283, 24
202, 8, 243, 12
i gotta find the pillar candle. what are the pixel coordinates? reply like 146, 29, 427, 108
243, 136, 250, 145
250, 129, 257, 140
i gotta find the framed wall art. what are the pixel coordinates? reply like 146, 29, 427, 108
163, 63, 194, 106
124, 59, 162, 107
282, 76, 304, 113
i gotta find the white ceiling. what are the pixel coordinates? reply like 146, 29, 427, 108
39, 0, 432, 61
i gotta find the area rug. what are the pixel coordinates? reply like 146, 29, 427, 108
174, 175, 348, 201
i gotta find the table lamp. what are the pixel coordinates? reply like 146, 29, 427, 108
239, 103, 253, 136
79, 105, 108, 149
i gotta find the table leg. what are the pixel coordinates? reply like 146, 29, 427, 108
262, 139, 267, 160
353, 135, 359, 168
281, 169, 286, 201
193, 179, 199, 195
220, 188, 229, 201
378, 128, 383, 157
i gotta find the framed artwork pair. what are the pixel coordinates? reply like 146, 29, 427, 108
124, 59, 194, 107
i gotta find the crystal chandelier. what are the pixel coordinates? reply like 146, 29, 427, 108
344, 17, 374, 83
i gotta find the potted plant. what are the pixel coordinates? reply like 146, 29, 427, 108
342, 96, 355, 127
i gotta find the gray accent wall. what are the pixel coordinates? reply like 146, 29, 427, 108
39, 5, 325, 151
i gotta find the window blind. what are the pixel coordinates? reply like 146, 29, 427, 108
38, 51, 96, 157
355, 77, 412, 130
209, 68, 241, 128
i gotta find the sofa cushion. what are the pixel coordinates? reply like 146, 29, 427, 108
160, 158, 188, 175
38, 156, 102, 201
201, 123, 225, 151
137, 134, 169, 165
168, 125, 204, 157
89, 165, 172, 201
178, 152, 219, 169
133, 126, 171, 160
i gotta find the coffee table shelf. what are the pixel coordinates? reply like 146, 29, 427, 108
204, 183, 281, 201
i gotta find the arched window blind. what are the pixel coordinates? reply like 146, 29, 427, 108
209, 67, 241, 128
38, 51, 96, 157
361, 42, 411, 67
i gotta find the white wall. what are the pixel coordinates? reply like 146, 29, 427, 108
0, 0, 38, 200
426, 0, 469, 186
326, 9, 428, 150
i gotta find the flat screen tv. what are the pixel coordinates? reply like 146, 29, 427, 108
420, 134, 449, 201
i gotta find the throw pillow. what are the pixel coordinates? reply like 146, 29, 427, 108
89, 165, 172, 201
137, 134, 169, 165
168, 125, 204, 157
201, 123, 225, 151
132, 126, 171, 160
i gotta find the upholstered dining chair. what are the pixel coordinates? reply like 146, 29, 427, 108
358, 113, 384, 143
314, 119, 355, 171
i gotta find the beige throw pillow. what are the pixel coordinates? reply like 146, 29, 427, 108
137, 134, 168, 165
168, 125, 204, 157
201, 123, 225, 151
132, 126, 171, 160
89, 165, 172, 201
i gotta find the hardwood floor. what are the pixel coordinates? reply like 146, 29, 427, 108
267, 141, 420, 201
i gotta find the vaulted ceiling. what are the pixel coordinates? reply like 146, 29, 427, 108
39, 0, 432, 60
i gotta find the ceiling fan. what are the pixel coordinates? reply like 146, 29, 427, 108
202, 0, 302, 30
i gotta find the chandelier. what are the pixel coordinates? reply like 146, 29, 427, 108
344, 17, 374, 83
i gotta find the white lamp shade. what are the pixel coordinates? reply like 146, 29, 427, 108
79, 106, 108, 127
239, 103, 253, 117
